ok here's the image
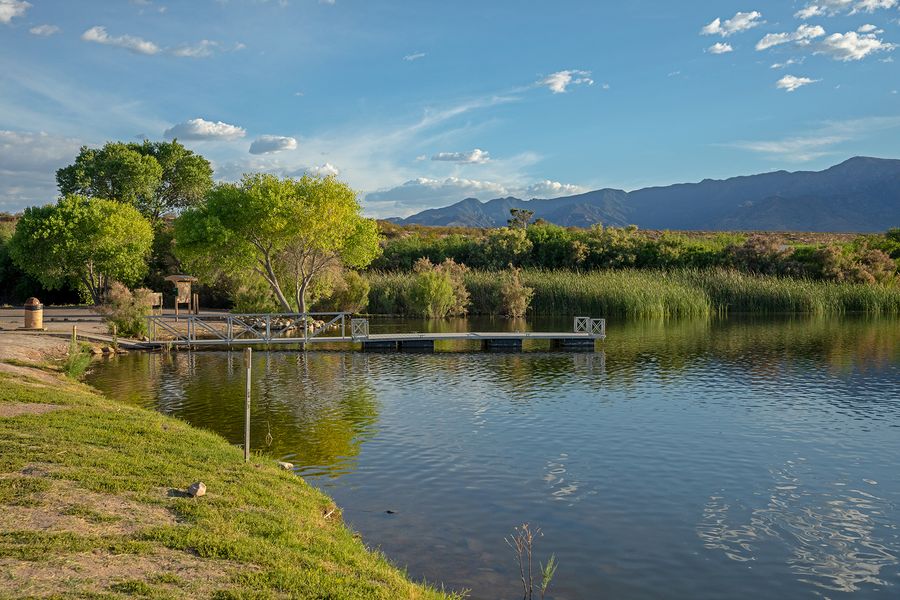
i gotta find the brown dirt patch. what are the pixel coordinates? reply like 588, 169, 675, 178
0, 466, 175, 537
0, 402, 65, 418
0, 547, 241, 598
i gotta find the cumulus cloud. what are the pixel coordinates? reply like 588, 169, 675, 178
525, 180, 586, 198
853, 0, 898, 13
431, 148, 490, 163
249, 135, 297, 154
795, 5, 827, 18
307, 163, 339, 177
815, 31, 896, 61
29, 24, 59, 36
707, 42, 734, 54
81, 26, 160, 55
403, 52, 426, 61
701, 11, 763, 37
164, 118, 246, 140
756, 24, 826, 51
857, 24, 880, 33
538, 70, 594, 93
366, 177, 510, 212
776, 75, 819, 92
0, 0, 29, 24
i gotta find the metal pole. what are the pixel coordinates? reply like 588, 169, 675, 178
244, 347, 252, 462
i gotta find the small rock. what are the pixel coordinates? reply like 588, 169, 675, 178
385, 509, 397, 514
102, 346, 114, 354
90, 347, 103, 356
277, 461, 294, 471
187, 481, 206, 497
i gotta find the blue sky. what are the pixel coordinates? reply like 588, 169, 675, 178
1, 0, 899, 217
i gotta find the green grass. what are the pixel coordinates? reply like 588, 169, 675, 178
366, 268, 900, 318
0, 370, 461, 599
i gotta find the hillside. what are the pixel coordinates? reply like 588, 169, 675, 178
390, 157, 900, 232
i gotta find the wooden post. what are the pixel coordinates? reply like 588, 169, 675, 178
71, 325, 77, 345
243, 347, 252, 462
112, 323, 118, 350
193, 293, 199, 315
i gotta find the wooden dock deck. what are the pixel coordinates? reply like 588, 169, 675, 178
145, 313, 606, 352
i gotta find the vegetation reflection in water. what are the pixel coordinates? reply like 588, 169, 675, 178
87, 316, 900, 599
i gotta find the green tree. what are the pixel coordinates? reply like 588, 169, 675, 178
56, 140, 212, 225
8, 196, 154, 305
175, 174, 381, 313
508, 208, 534, 229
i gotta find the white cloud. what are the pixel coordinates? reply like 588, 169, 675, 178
853, 0, 898, 13
771, 57, 805, 69
727, 115, 900, 161
707, 42, 733, 54
171, 40, 219, 58
796, 0, 897, 16
701, 11, 763, 37
795, 5, 827, 18
538, 70, 594, 94
0, 0, 29, 24
308, 162, 339, 177
29, 24, 59, 36
525, 180, 586, 198
403, 52, 426, 61
431, 148, 490, 163
164, 118, 246, 140
776, 75, 819, 92
249, 135, 297, 154
756, 24, 826, 51
365, 177, 510, 212
81, 26, 160, 55
0, 130, 83, 211
857, 24, 879, 32
815, 31, 896, 61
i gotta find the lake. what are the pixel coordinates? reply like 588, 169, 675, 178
86, 316, 900, 599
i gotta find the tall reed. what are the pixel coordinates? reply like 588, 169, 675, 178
365, 268, 900, 318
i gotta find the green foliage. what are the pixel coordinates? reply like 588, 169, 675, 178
175, 174, 381, 313
368, 268, 900, 318
56, 140, 212, 224
373, 224, 900, 284
485, 227, 533, 268
316, 270, 371, 313
62, 339, 93, 379
98, 282, 154, 338
408, 263, 457, 319
8, 196, 154, 305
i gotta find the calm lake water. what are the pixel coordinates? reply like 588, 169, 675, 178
87, 316, 900, 599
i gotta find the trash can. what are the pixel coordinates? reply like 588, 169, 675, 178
23, 297, 43, 330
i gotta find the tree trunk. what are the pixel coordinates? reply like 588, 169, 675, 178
260, 259, 293, 312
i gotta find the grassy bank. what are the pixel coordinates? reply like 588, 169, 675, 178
0, 339, 458, 599
367, 269, 900, 318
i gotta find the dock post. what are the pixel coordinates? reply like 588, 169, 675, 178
244, 347, 252, 462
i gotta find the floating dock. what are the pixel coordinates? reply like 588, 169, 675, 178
145, 313, 606, 352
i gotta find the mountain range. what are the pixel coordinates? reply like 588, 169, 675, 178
389, 157, 900, 232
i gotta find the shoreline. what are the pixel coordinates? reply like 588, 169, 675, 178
0, 332, 459, 599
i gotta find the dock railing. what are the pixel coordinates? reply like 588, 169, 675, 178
147, 312, 353, 344
574, 317, 606, 337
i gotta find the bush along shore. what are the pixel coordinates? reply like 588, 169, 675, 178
367, 268, 900, 319
0, 335, 460, 599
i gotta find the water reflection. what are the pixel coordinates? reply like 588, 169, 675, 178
86, 315, 900, 599
698, 458, 897, 593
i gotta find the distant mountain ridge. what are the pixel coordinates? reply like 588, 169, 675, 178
389, 157, 900, 232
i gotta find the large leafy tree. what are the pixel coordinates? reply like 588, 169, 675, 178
56, 140, 212, 225
8, 195, 154, 305
175, 174, 381, 313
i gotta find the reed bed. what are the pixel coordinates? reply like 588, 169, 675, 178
365, 269, 900, 318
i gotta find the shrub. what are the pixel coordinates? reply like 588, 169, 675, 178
98, 282, 154, 338
318, 270, 370, 313
62, 338, 92, 379
408, 268, 455, 318
499, 268, 534, 317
